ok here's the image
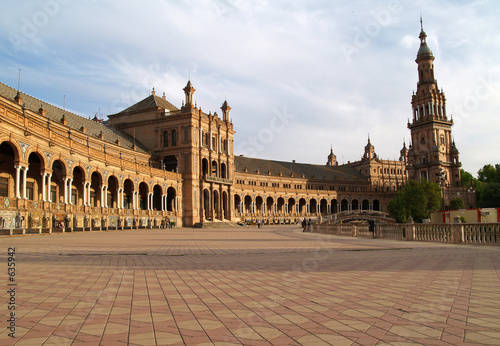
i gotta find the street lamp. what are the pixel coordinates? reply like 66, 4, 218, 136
436, 168, 447, 211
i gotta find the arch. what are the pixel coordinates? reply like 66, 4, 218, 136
310, 198, 317, 214
26, 152, 45, 201
234, 194, 241, 214
331, 199, 338, 213
203, 189, 211, 219
222, 191, 229, 219
287, 197, 295, 214
202, 158, 209, 176
171, 129, 177, 146
166, 186, 176, 212
0, 142, 18, 198
277, 197, 284, 214
213, 189, 220, 220
352, 199, 359, 211
221, 163, 227, 179
107, 175, 119, 209
153, 184, 163, 211
138, 181, 149, 210
211, 160, 218, 177
266, 196, 274, 215
373, 199, 380, 211
0, 140, 20, 163
163, 131, 169, 148
123, 178, 134, 209
340, 199, 349, 212
244, 195, 252, 214
163, 155, 177, 172
320, 198, 328, 215
362, 199, 370, 210
299, 198, 306, 214
51, 160, 66, 204
72, 166, 86, 205
255, 196, 263, 214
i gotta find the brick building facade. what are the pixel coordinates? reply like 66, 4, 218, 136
0, 26, 466, 229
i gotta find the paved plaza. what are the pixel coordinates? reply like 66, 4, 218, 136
1, 225, 499, 345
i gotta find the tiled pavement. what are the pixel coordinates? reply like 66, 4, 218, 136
0, 225, 499, 345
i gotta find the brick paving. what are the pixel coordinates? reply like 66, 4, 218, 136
0, 225, 499, 345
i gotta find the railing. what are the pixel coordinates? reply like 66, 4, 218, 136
377, 224, 405, 240
204, 175, 233, 185
312, 221, 500, 245
414, 224, 452, 242
464, 223, 500, 244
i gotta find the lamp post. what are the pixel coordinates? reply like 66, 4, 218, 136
436, 168, 447, 211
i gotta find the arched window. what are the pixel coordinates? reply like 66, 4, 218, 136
171, 130, 177, 146
163, 131, 169, 148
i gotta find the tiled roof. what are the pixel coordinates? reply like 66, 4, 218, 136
234, 156, 368, 182
0, 82, 149, 154
112, 94, 179, 115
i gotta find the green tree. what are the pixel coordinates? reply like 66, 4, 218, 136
388, 180, 442, 223
478, 182, 500, 208
461, 169, 473, 188
477, 164, 500, 183
449, 197, 465, 210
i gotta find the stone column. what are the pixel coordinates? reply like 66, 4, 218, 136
104, 186, 108, 208
100, 185, 105, 208
22, 167, 28, 199
47, 174, 52, 202
14, 165, 21, 198
87, 182, 91, 206
41, 172, 47, 202
118, 188, 123, 209
83, 182, 87, 206
406, 217, 415, 241
68, 179, 73, 204
63, 178, 68, 204
452, 216, 464, 244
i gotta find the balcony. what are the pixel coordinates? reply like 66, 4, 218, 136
204, 175, 233, 185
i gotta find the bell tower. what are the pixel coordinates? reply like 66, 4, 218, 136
406, 18, 461, 187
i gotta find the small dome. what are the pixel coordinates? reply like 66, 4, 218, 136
417, 44, 433, 58
417, 28, 434, 59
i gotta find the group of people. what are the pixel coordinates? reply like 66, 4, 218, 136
301, 218, 312, 232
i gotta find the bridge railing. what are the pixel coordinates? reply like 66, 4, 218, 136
323, 210, 395, 224
311, 221, 500, 245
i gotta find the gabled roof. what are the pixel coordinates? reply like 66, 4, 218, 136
234, 156, 368, 182
112, 94, 179, 115
0, 82, 149, 154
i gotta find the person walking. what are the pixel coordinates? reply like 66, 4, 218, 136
302, 218, 307, 232
307, 218, 311, 232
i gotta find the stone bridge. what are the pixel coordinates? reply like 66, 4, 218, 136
324, 210, 396, 224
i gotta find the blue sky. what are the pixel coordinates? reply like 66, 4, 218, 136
1, 0, 499, 177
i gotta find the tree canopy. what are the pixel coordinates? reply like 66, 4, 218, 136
388, 180, 441, 223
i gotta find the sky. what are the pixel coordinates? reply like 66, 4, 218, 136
1, 0, 499, 177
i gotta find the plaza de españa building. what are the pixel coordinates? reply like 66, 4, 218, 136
0, 26, 465, 229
